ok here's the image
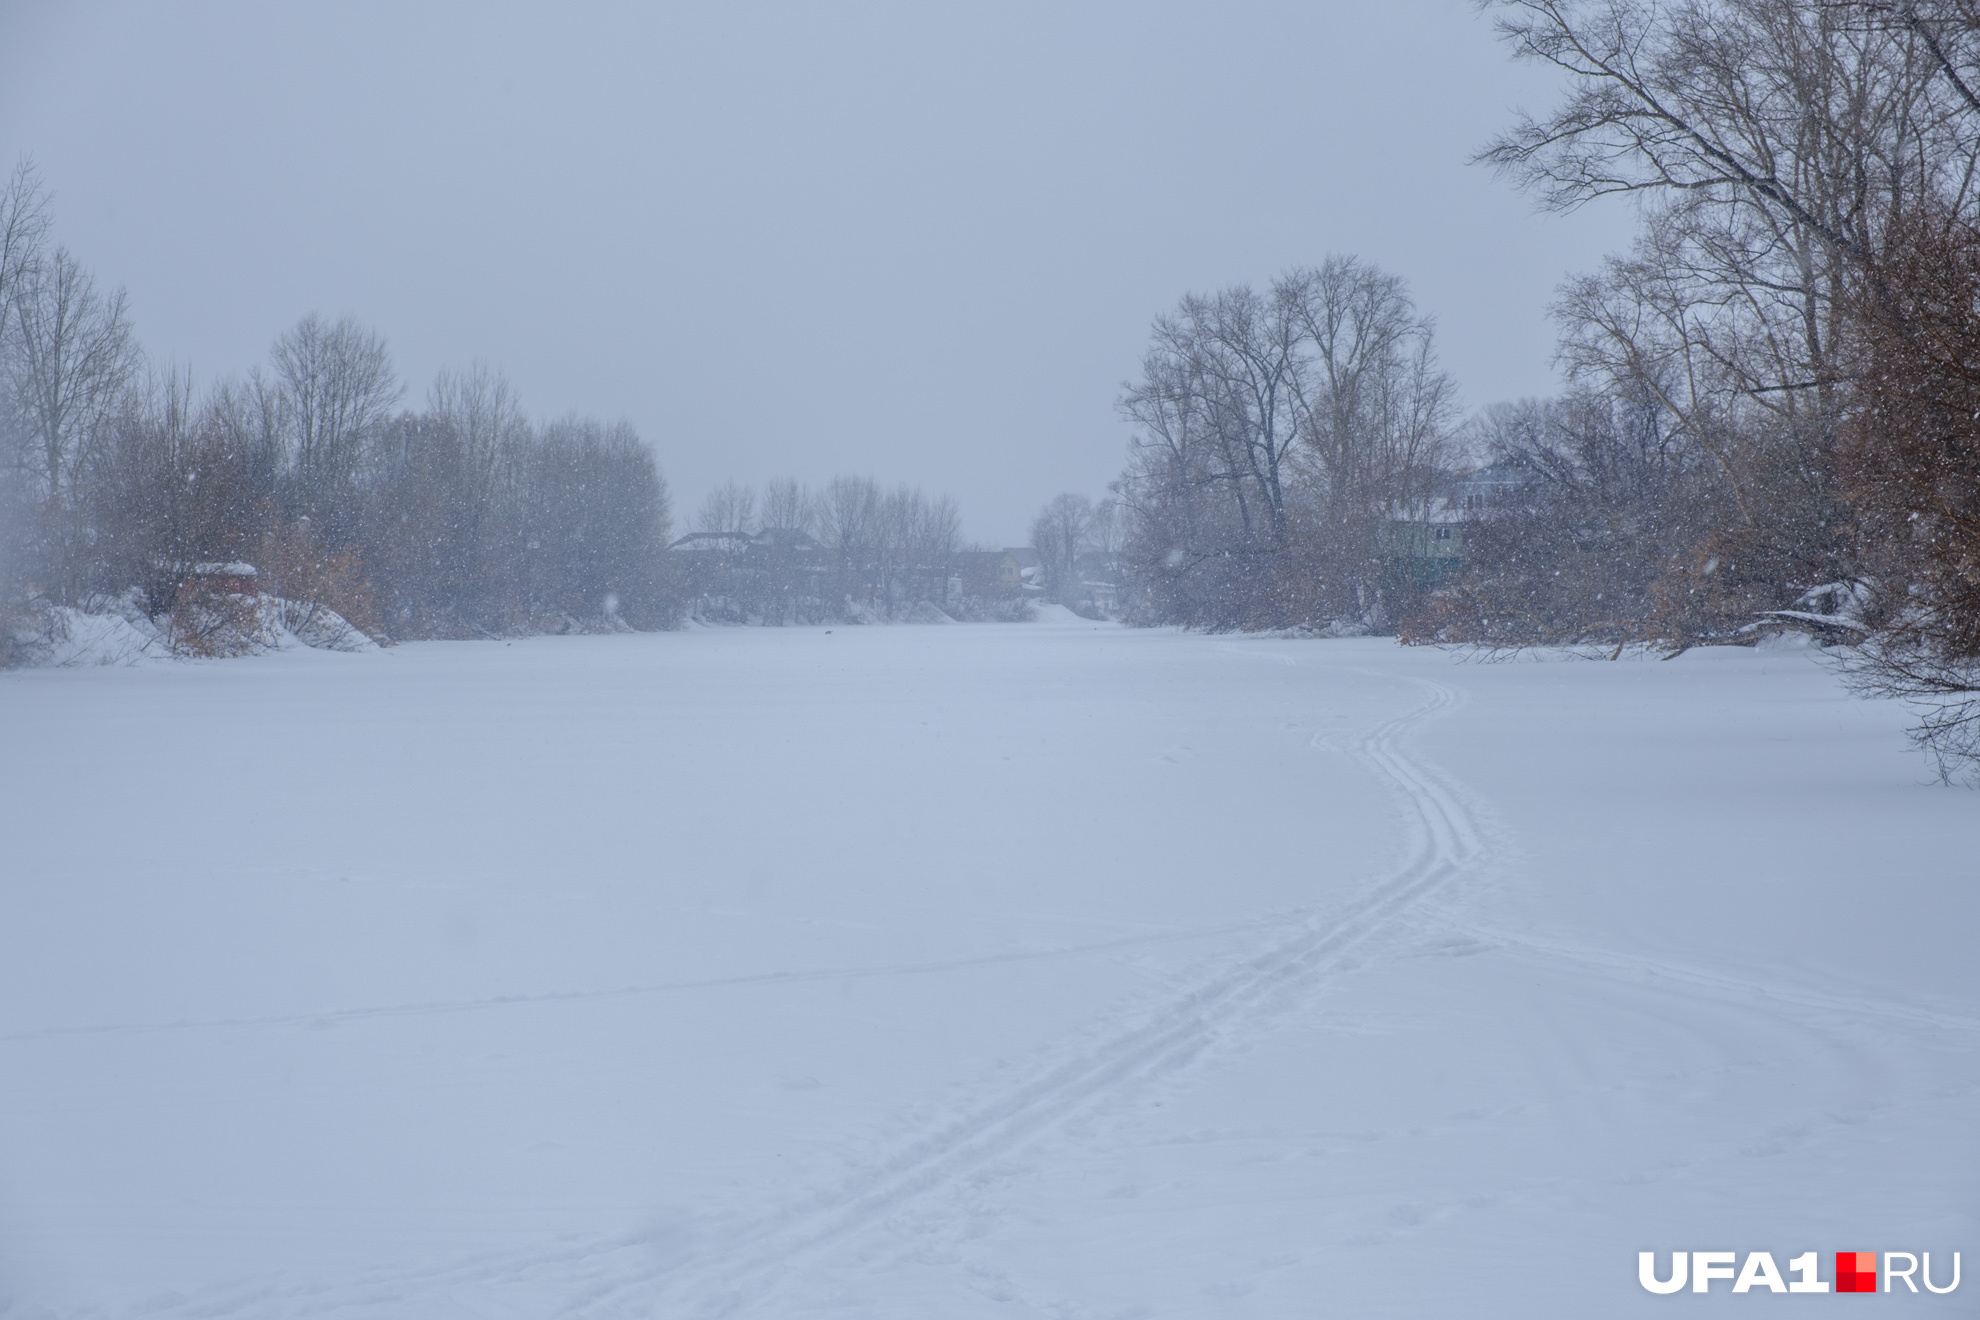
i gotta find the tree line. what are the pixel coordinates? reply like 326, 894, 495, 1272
680, 476, 974, 623
11, 0, 1980, 769
1108, 0, 1980, 775
0, 163, 676, 659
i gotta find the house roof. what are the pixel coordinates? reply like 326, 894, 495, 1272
1452, 460, 1539, 499
669, 531, 755, 551
1385, 497, 1465, 525
753, 527, 823, 551
671, 529, 826, 553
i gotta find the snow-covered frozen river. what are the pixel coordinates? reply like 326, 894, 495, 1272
3, 617, 1975, 1316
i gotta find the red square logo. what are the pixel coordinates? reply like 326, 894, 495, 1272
1837, 1251, 1878, 1293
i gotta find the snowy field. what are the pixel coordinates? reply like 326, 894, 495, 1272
2, 616, 1975, 1316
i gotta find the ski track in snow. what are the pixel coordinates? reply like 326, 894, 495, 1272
570, 667, 1489, 1319
0, 923, 1285, 1045
1480, 928, 1980, 1035
98, 655, 1487, 1320
66, 646, 1975, 1320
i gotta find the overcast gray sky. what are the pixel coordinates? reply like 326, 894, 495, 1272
0, 1, 1634, 545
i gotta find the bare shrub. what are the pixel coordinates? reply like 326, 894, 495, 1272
258, 515, 382, 647
1832, 207, 1980, 774
162, 578, 270, 658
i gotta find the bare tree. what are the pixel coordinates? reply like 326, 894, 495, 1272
519, 416, 673, 626
1478, 1, 1977, 248
270, 312, 400, 530
759, 476, 814, 535
208, 369, 288, 499
429, 361, 527, 515
1475, 0, 1980, 633
92, 367, 274, 604
1286, 257, 1457, 520
818, 474, 881, 593
0, 160, 49, 378
1465, 0, 1980, 769
0, 160, 52, 649
1837, 205, 1980, 776
1161, 285, 1303, 548
7, 246, 141, 599
694, 480, 758, 536
1116, 258, 1458, 628
10, 248, 138, 501
878, 484, 960, 604
1031, 493, 1094, 604
1118, 283, 1304, 626
1087, 497, 1122, 560
419, 361, 530, 613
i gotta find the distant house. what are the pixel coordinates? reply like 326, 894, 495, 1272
1078, 580, 1118, 612
669, 528, 830, 611
744, 529, 830, 597
669, 531, 757, 557
1380, 498, 1466, 586
751, 527, 825, 556
952, 549, 1027, 600
1006, 547, 1044, 597
186, 562, 259, 596
1381, 461, 1539, 589
668, 529, 824, 560
1450, 460, 1537, 514
669, 532, 753, 597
